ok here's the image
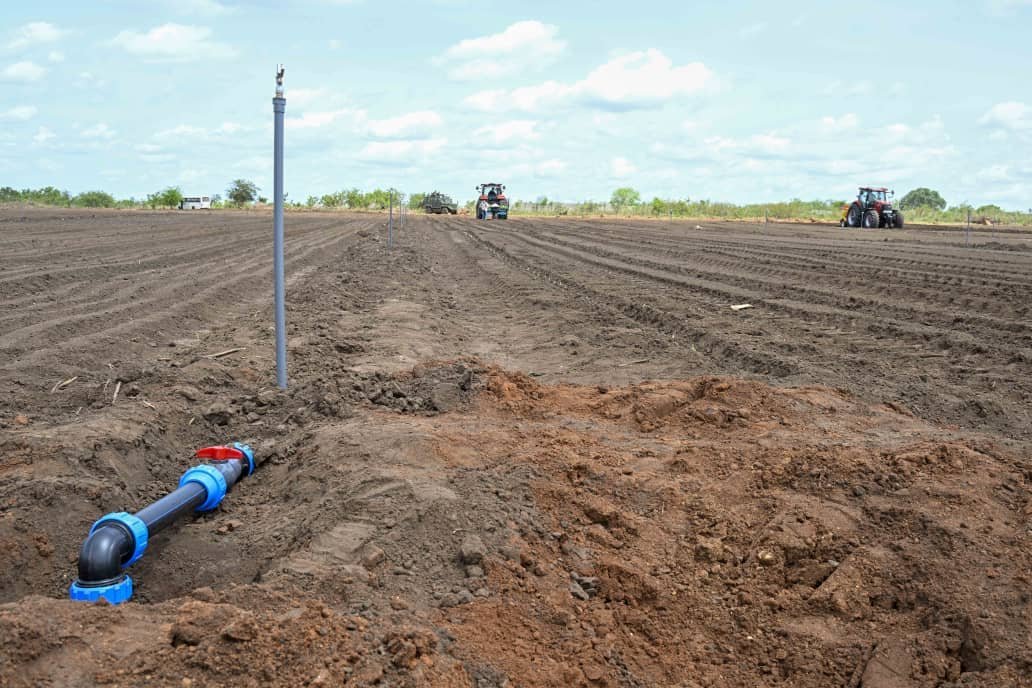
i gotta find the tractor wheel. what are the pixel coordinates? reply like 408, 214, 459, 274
846, 204, 862, 228
862, 209, 880, 229
894, 212, 905, 229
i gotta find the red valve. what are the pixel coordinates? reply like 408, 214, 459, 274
195, 445, 245, 461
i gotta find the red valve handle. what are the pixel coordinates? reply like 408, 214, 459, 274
195, 445, 245, 461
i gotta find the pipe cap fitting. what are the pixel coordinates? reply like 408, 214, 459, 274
179, 464, 228, 512
69, 575, 133, 605
90, 512, 149, 567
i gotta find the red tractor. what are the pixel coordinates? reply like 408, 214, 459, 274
841, 187, 904, 229
475, 182, 508, 220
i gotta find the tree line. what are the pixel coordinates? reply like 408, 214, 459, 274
0, 179, 264, 209
2, 182, 1027, 223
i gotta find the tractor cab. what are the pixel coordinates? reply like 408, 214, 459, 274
859, 187, 891, 208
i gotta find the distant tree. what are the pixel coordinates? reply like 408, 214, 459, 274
900, 187, 946, 211
306, 195, 319, 208
976, 204, 1003, 216
160, 187, 183, 209
408, 192, 426, 210
650, 197, 667, 216
0, 186, 21, 203
344, 188, 364, 209
73, 190, 116, 208
226, 178, 258, 206
20, 186, 71, 206
610, 187, 641, 212
258, 196, 268, 204
146, 186, 182, 209
321, 191, 345, 208
364, 188, 390, 209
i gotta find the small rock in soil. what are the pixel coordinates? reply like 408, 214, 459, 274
570, 581, 591, 601
460, 534, 487, 565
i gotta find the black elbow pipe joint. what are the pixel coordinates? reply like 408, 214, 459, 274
69, 442, 254, 605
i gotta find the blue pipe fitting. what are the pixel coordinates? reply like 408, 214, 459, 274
179, 464, 228, 512
69, 575, 133, 605
233, 442, 256, 477
90, 511, 149, 567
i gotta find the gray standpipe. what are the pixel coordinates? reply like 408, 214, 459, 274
273, 66, 287, 389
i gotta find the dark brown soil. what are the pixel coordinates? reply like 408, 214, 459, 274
1, 208, 1030, 687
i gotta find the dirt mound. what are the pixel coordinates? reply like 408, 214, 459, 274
2, 370, 1030, 687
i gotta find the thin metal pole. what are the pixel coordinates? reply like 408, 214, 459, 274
272, 66, 287, 389
966, 208, 971, 247
388, 191, 394, 249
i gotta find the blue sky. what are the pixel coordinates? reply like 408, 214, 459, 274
1, 0, 1031, 207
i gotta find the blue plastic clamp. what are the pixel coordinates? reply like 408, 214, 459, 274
232, 442, 256, 477
69, 575, 133, 605
179, 464, 228, 512
90, 511, 149, 567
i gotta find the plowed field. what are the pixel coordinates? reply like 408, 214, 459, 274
1, 208, 1030, 687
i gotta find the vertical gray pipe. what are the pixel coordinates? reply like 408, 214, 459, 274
273, 66, 287, 389
388, 190, 394, 249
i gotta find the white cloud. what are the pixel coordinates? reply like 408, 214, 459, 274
577, 49, 713, 109
366, 110, 442, 139
610, 156, 637, 178
287, 108, 361, 130
439, 20, 565, 80
174, 0, 236, 16
464, 49, 713, 113
535, 159, 566, 176
287, 88, 335, 108
135, 143, 176, 163
979, 101, 1031, 131
155, 121, 242, 138
818, 113, 859, 134
75, 71, 106, 88
474, 119, 539, 140
464, 80, 568, 113
33, 126, 55, 143
109, 24, 236, 62
2, 61, 47, 82
986, 0, 1032, 14
357, 138, 447, 161
48, 51, 64, 63
1, 105, 37, 120
823, 79, 872, 96
82, 123, 116, 139
8, 22, 67, 49
975, 164, 1011, 182
705, 133, 791, 156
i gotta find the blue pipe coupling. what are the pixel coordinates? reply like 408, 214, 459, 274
179, 464, 228, 512
69, 575, 134, 605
